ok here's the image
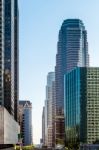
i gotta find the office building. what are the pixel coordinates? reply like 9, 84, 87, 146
64, 67, 99, 144
43, 72, 55, 147
42, 106, 45, 145
52, 81, 56, 147
55, 19, 89, 145
80, 144, 99, 150
44, 99, 48, 146
47, 72, 55, 148
19, 101, 33, 146
0, 0, 19, 146
0, 0, 19, 121
14, 0, 19, 122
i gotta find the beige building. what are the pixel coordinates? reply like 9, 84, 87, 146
43, 72, 55, 148
0, 107, 20, 144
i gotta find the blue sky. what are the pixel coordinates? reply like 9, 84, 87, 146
19, 0, 99, 144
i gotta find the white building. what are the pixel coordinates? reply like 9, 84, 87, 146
0, 107, 20, 144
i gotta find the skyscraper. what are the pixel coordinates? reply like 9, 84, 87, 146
64, 67, 99, 144
44, 72, 55, 147
0, 1, 19, 145
14, 0, 19, 121
52, 80, 56, 147
45, 99, 48, 146
0, 0, 19, 121
19, 100, 33, 146
42, 106, 45, 145
55, 19, 89, 145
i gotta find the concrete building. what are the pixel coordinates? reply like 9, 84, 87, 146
44, 100, 48, 146
64, 67, 99, 144
43, 72, 55, 148
52, 81, 56, 147
55, 19, 89, 146
47, 72, 55, 148
0, 107, 20, 144
0, 0, 19, 121
18, 101, 33, 146
42, 106, 45, 145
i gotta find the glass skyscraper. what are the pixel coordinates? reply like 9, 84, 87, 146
14, 0, 19, 121
19, 101, 33, 146
43, 72, 55, 147
55, 19, 89, 145
64, 67, 99, 144
0, 0, 19, 121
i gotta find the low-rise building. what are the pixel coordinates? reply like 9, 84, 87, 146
0, 107, 20, 144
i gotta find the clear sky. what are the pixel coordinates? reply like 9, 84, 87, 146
19, 0, 99, 144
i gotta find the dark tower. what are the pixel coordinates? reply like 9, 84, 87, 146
55, 19, 89, 145
0, 0, 19, 121
14, 0, 19, 121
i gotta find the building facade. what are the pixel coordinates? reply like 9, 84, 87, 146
14, 0, 19, 122
42, 106, 45, 145
80, 144, 99, 150
64, 67, 99, 144
0, 107, 20, 144
43, 72, 55, 148
52, 81, 56, 147
19, 101, 33, 146
44, 99, 48, 146
0, 0, 19, 121
55, 19, 89, 145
